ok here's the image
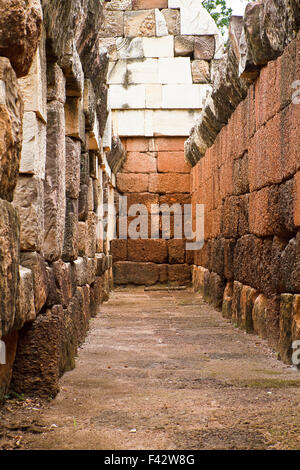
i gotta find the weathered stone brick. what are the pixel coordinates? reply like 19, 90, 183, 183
65, 137, 81, 199
157, 151, 191, 173
123, 151, 157, 173
128, 239, 168, 263
113, 261, 160, 285
117, 173, 149, 193
168, 264, 191, 285
20, 251, 48, 314
149, 174, 190, 194
124, 10, 155, 37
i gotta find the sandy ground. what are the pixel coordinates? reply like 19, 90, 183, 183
1, 288, 299, 450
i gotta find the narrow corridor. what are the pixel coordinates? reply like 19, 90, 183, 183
2, 289, 299, 450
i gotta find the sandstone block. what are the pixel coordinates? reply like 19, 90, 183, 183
133, 0, 167, 8
174, 36, 194, 56
158, 57, 192, 84
123, 151, 157, 173
47, 62, 66, 104
43, 101, 66, 261
161, 9, 180, 35
143, 36, 174, 57
116, 37, 144, 60
0, 58, 23, 202
11, 307, 63, 398
100, 10, 124, 37
20, 251, 48, 314
252, 294, 268, 340
14, 175, 44, 252
19, 112, 46, 178
222, 282, 233, 320
117, 173, 149, 193
65, 137, 81, 199
113, 261, 160, 285
15, 266, 35, 331
62, 198, 79, 262
18, 41, 47, 123
128, 239, 168, 263
168, 264, 191, 285
86, 212, 97, 258
194, 36, 215, 60
65, 96, 85, 142
111, 239, 128, 262
109, 84, 146, 109
149, 173, 190, 194
162, 84, 210, 109
191, 60, 210, 84
0, 0, 42, 78
0, 201, 20, 338
168, 239, 185, 264
124, 10, 156, 37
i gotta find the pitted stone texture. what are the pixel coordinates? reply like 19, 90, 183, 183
18, 38, 47, 123
0, 0, 42, 78
65, 137, 81, 199
0, 58, 24, 202
19, 112, 46, 178
0, 201, 20, 338
15, 266, 36, 331
20, 251, 48, 314
124, 10, 156, 37
43, 101, 66, 262
14, 175, 44, 252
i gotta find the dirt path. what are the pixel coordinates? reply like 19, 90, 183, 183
1, 288, 300, 450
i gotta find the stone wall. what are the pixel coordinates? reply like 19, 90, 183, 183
113, 136, 193, 286
190, 26, 300, 365
0, 0, 121, 400
102, 0, 223, 285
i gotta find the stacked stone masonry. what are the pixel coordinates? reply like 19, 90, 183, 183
0, 0, 123, 400
191, 27, 300, 366
103, 0, 223, 285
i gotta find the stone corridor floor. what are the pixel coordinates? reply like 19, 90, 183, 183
1, 288, 300, 450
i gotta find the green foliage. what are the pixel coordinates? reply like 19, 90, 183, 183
203, 0, 233, 34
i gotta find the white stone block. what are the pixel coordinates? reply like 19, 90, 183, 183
145, 84, 162, 108
155, 9, 168, 37
168, 0, 182, 7
109, 84, 146, 109
107, 60, 127, 85
112, 110, 145, 136
116, 37, 144, 59
18, 43, 47, 123
20, 112, 46, 179
142, 36, 174, 58
127, 59, 159, 84
161, 84, 211, 109
145, 110, 154, 136
158, 57, 192, 84
180, 2, 219, 35
151, 109, 201, 135
103, 109, 112, 150
89, 113, 101, 151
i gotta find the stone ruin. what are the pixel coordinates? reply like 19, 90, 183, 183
0, 0, 299, 401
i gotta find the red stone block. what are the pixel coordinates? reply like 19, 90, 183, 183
168, 264, 191, 285
248, 113, 281, 191
117, 173, 149, 193
123, 151, 157, 173
153, 137, 186, 152
113, 261, 160, 286
132, 0, 168, 8
157, 151, 190, 174
125, 137, 149, 152
110, 239, 127, 263
249, 187, 275, 237
149, 173, 190, 194
127, 239, 167, 263
168, 239, 185, 264
255, 58, 281, 129
126, 192, 159, 213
